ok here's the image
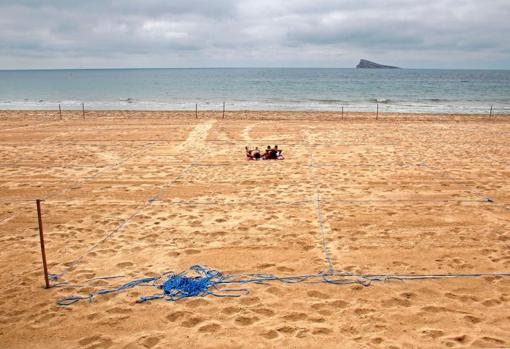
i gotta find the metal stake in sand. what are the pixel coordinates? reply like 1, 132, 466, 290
222, 101, 225, 119
489, 105, 493, 118
36, 199, 50, 289
376, 103, 379, 120
195, 103, 198, 119
58, 104, 62, 120
81, 103, 85, 119
341, 106, 344, 120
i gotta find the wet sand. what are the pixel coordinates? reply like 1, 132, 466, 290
0, 110, 509, 348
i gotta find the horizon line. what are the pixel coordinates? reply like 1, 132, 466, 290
1, 66, 509, 72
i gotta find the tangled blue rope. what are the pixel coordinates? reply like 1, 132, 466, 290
57, 265, 248, 306
56, 265, 510, 306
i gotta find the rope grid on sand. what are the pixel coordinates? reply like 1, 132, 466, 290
5, 120, 507, 305
54, 127, 509, 305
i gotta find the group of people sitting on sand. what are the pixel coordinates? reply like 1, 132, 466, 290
245, 145, 284, 160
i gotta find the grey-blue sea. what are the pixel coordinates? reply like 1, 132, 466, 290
0, 68, 509, 113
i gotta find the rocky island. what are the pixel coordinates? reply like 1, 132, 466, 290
356, 59, 400, 69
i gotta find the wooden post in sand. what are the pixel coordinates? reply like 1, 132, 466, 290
222, 101, 225, 119
489, 105, 493, 118
195, 104, 198, 119
341, 106, 344, 120
36, 199, 50, 289
376, 103, 379, 120
58, 104, 62, 120
81, 103, 85, 119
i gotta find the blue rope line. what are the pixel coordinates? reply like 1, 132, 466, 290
56, 265, 510, 306
306, 136, 335, 273
57, 276, 160, 306
314, 191, 334, 273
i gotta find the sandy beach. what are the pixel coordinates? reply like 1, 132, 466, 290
0, 110, 509, 348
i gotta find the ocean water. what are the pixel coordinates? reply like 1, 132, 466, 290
0, 68, 509, 113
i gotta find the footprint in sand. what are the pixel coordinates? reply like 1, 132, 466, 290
198, 323, 221, 333
312, 327, 333, 335
472, 336, 506, 347
240, 297, 260, 306
277, 326, 296, 334
78, 335, 113, 349
181, 316, 204, 328
184, 298, 209, 308
276, 266, 294, 272
282, 312, 307, 321
448, 334, 470, 345
381, 297, 412, 308
420, 329, 444, 339
354, 308, 374, 316
420, 305, 449, 313
482, 299, 501, 307
330, 300, 349, 308
136, 335, 161, 349
260, 330, 278, 339
165, 311, 188, 322
251, 308, 275, 317
221, 306, 242, 315
106, 307, 133, 315
235, 316, 259, 326
295, 329, 310, 338
307, 290, 330, 299
463, 315, 483, 324
87, 313, 102, 321
116, 262, 133, 268
257, 263, 275, 269
211, 231, 227, 238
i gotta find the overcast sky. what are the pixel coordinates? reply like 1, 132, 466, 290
1, 0, 509, 69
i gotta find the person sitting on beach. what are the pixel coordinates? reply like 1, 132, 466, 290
263, 145, 272, 160
245, 146, 253, 160
252, 147, 261, 160
269, 145, 278, 160
245, 145, 283, 160
274, 145, 285, 159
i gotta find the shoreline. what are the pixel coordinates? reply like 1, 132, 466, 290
1, 105, 508, 115
0, 110, 509, 124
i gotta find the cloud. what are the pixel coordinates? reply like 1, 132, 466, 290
0, 0, 509, 68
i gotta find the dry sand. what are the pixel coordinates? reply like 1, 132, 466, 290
0, 110, 509, 348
